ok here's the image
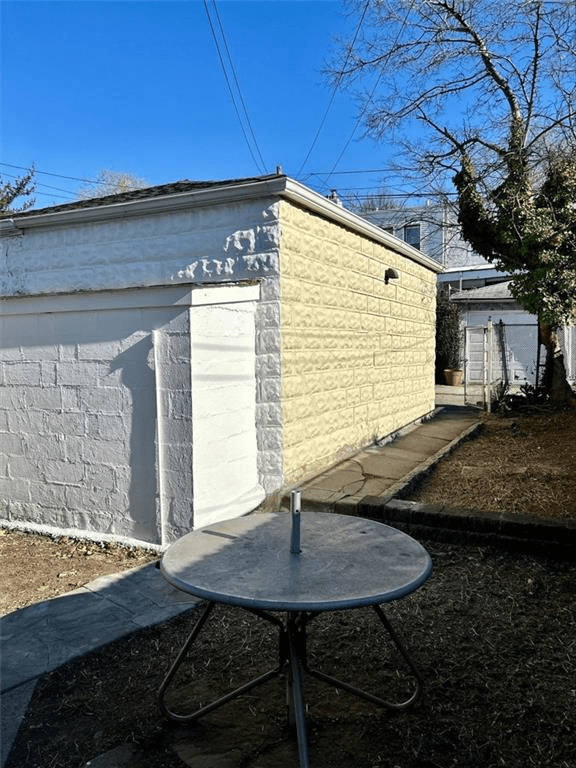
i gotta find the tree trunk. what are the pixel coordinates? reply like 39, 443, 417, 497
539, 322, 576, 406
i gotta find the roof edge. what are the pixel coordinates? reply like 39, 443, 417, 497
282, 178, 442, 273
0, 174, 442, 273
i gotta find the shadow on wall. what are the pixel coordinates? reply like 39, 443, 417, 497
109, 336, 158, 542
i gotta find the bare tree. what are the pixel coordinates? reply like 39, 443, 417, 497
76, 169, 150, 200
334, 0, 576, 402
344, 188, 399, 212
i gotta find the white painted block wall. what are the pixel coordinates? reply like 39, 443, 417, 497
0, 179, 440, 545
190, 291, 263, 527
0, 284, 263, 547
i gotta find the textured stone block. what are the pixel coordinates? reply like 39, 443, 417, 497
44, 459, 85, 484
4, 362, 42, 386
78, 387, 124, 414
0, 477, 30, 501
56, 361, 101, 387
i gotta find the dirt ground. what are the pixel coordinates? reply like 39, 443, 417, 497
0, 533, 159, 615
3, 407, 576, 768
407, 407, 576, 521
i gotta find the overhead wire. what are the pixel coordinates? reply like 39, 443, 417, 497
210, 0, 267, 174
296, 0, 370, 179
316, 0, 418, 194
2, 161, 444, 206
0, 162, 97, 184
0, 170, 76, 200
203, 0, 267, 175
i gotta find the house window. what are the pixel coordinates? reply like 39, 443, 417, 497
404, 224, 421, 250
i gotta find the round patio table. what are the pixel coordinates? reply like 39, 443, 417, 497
159, 511, 432, 768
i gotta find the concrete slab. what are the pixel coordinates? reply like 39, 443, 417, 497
416, 418, 479, 441
309, 468, 364, 492
358, 452, 425, 480
0, 680, 36, 767
1, 561, 200, 764
385, 432, 450, 458
283, 406, 483, 515
1, 590, 134, 691
84, 744, 140, 767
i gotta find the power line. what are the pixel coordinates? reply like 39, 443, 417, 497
306, 168, 403, 176
203, 0, 267, 175
340, 190, 456, 198
317, 0, 418, 193
2, 161, 453, 208
210, 0, 267, 174
0, 170, 76, 198
296, 0, 371, 178
0, 162, 97, 184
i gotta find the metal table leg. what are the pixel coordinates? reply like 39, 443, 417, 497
158, 604, 423, 767
302, 605, 424, 710
158, 602, 284, 722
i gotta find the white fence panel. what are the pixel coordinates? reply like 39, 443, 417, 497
464, 320, 538, 407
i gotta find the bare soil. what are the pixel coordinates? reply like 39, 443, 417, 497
407, 407, 576, 521
0, 533, 158, 615
3, 407, 576, 768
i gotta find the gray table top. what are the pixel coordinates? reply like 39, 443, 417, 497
161, 512, 432, 612
161, 512, 432, 611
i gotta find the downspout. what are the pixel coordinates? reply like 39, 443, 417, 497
152, 329, 167, 548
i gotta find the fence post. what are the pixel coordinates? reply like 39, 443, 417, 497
486, 319, 493, 413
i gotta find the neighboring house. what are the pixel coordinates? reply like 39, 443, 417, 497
361, 202, 510, 292
451, 281, 576, 393
361, 202, 575, 394
360, 201, 481, 269
0, 173, 441, 548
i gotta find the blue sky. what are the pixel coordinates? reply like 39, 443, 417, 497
1, 0, 409, 209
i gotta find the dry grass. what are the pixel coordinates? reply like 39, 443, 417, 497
6, 541, 576, 768
409, 408, 576, 521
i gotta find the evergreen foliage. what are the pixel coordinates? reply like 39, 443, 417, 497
0, 167, 36, 213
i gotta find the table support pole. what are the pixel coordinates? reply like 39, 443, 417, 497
287, 612, 310, 768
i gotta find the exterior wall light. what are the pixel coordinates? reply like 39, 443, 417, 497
384, 267, 399, 284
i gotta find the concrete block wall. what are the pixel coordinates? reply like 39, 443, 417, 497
0, 199, 281, 298
0, 289, 194, 548
278, 200, 437, 485
0, 191, 280, 544
0, 179, 440, 542
254, 274, 283, 495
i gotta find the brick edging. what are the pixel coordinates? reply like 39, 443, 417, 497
359, 497, 576, 557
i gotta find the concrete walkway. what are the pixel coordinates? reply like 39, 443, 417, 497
283, 406, 481, 515
1, 562, 200, 765
1, 405, 482, 765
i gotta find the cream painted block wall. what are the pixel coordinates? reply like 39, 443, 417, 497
279, 201, 437, 485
